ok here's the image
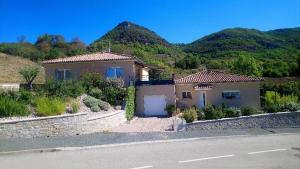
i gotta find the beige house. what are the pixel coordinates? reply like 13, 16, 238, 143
136, 70, 262, 116
175, 70, 263, 110
42, 52, 149, 87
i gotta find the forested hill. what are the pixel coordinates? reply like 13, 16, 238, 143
183, 27, 300, 61
91, 21, 170, 47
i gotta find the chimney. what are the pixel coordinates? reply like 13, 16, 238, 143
172, 73, 175, 81
108, 40, 111, 53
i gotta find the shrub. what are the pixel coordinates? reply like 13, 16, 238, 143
224, 108, 240, 118
43, 80, 85, 98
182, 108, 198, 123
279, 102, 300, 112
91, 105, 100, 112
99, 100, 110, 111
83, 96, 99, 108
0, 97, 30, 117
265, 91, 298, 105
241, 107, 257, 116
89, 88, 102, 99
71, 101, 80, 113
203, 104, 225, 120
35, 97, 65, 117
165, 104, 176, 117
264, 104, 279, 113
125, 86, 135, 120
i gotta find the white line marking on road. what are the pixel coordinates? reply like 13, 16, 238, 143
178, 154, 235, 163
129, 165, 153, 169
248, 148, 287, 155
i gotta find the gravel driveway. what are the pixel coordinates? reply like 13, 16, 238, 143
112, 117, 175, 132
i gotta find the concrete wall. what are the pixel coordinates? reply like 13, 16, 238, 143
186, 111, 300, 130
136, 84, 176, 116
43, 60, 137, 87
0, 111, 126, 139
175, 81, 261, 109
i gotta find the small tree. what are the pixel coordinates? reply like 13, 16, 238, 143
231, 55, 262, 77
19, 66, 39, 90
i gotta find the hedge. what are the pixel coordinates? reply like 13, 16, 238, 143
125, 86, 135, 120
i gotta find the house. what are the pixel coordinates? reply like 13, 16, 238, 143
43, 52, 263, 117
42, 52, 149, 87
136, 70, 263, 116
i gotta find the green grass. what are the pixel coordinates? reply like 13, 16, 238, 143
0, 97, 30, 117
0, 53, 44, 83
34, 96, 65, 117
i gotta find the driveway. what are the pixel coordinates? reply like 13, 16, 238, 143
112, 117, 175, 132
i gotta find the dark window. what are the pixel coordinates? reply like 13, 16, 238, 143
222, 91, 240, 99
55, 69, 71, 81
182, 91, 192, 99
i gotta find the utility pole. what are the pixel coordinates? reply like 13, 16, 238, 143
108, 40, 111, 53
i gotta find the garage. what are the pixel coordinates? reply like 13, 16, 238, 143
144, 95, 168, 116
136, 82, 176, 117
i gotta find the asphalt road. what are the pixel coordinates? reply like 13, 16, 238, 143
1, 132, 300, 169
1, 127, 300, 152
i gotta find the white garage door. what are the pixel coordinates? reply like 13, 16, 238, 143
144, 95, 168, 116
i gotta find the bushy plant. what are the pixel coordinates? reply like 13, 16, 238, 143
43, 80, 85, 98
165, 104, 176, 117
83, 96, 111, 112
279, 102, 300, 112
89, 88, 103, 99
125, 86, 135, 120
265, 91, 298, 105
264, 104, 280, 113
241, 107, 257, 116
99, 100, 110, 111
203, 104, 225, 120
71, 100, 80, 113
83, 96, 99, 108
224, 108, 240, 118
0, 97, 30, 117
182, 108, 198, 123
34, 97, 65, 117
91, 105, 100, 112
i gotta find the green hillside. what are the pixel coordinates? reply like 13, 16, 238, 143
92, 21, 170, 47
0, 53, 44, 83
184, 28, 300, 61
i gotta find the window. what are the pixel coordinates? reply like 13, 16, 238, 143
182, 91, 192, 99
222, 90, 240, 99
106, 67, 123, 79
55, 69, 71, 81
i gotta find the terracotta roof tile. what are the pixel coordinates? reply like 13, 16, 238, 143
175, 70, 263, 84
42, 52, 134, 64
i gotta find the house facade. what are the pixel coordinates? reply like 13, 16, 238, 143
136, 70, 263, 116
175, 70, 262, 109
42, 52, 149, 87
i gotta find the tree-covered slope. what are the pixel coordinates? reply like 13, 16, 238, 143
183, 27, 300, 61
91, 21, 170, 47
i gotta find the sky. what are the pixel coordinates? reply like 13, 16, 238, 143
0, 0, 300, 44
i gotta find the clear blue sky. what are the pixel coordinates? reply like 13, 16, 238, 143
0, 0, 299, 44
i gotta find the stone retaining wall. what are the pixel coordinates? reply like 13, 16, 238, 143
86, 110, 127, 133
0, 110, 126, 139
186, 111, 300, 131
